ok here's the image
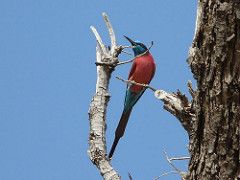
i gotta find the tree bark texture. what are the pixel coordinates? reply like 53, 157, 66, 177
187, 0, 240, 179
88, 13, 121, 180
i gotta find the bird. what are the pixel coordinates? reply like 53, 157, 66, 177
108, 36, 156, 159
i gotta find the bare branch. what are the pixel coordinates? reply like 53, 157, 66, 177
89, 14, 120, 180
154, 171, 179, 180
120, 45, 134, 49
148, 41, 154, 50
163, 151, 182, 175
115, 76, 156, 91
116, 59, 134, 66
102, 12, 116, 55
163, 151, 188, 180
90, 26, 107, 55
155, 153, 189, 179
122, 50, 133, 56
169, 156, 190, 161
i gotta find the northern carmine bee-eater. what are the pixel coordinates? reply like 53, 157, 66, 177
109, 36, 156, 159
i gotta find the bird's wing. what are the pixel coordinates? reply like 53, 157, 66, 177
122, 61, 137, 111
123, 88, 145, 112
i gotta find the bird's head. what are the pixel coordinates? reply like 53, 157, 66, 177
124, 36, 148, 56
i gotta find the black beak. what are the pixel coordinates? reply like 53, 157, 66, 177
124, 36, 137, 46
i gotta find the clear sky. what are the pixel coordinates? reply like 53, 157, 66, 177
0, 0, 197, 179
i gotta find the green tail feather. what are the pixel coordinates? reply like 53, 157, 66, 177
109, 88, 146, 158
109, 109, 132, 158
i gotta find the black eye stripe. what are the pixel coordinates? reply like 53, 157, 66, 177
140, 44, 147, 49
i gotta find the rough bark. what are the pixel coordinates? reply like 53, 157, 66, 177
187, 0, 240, 179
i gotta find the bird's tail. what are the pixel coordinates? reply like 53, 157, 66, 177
108, 109, 132, 159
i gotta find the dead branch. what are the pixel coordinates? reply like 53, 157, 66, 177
116, 76, 156, 91
169, 156, 190, 161
116, 59, 134, 66
155, 154, 189, 180
88, 12, 121, 180
154, 171, 179, 180
163, 151, 188, 180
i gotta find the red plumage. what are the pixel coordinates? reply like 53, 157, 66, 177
108, 36, 156, 159
129, 52, 156, 92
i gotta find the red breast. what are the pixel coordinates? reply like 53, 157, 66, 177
129, 53, 156, 92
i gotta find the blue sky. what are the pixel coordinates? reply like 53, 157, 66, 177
0, 1, 197, 179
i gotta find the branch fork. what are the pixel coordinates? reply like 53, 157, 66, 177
88, 12, 121, 180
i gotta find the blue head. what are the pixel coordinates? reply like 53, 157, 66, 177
124, 36, 148, 56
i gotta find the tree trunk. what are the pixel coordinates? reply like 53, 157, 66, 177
187, 0, 240, 179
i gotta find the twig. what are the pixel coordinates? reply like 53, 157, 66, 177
169, 156, 190, 161
121, 45, 135, 49
116, 59, 134, 66
122, 50, 133, 56
148, 41, 154, 51
154, 171, 179, 180
116, 45, 134, 57
155, 153, 189, 179
115, 76, 156, 91
133, 41, 154, 58
163, 151, 182, 175
128, 172, 133, 180
96, 41, 154, 67
90, 26, 107, 55
163, 151, 188, 179
115, 41, 154, 66
102, 12, 116, 55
